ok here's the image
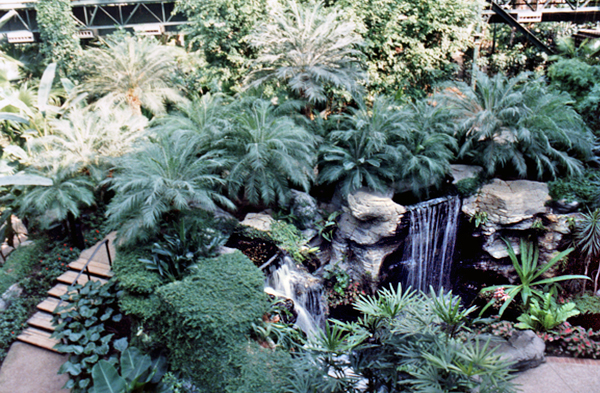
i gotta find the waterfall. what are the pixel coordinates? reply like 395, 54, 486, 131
264, 256, 326, 336
398, 195, 461, 292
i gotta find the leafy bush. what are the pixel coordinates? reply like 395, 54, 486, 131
0, 296, 36, 362
516, 293, 580, 332
0, 240, 46, 294
52, 280, 124, 392
153, 251, 270, 391
540, 322, 600, 358
112, 249, 163, 296
36, 0, 80, 74
572, 293, 600, 315
89, 338, 167, 393
548, 170, 600, 209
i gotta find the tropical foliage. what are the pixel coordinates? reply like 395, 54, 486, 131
81, 36, 184, 115
441, 72, 595, 180
219, 97, 315, 207
247, 0, 364, 103
104, 132, 233, 244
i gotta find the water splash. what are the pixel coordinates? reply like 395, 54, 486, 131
398, 195, 461, 292
264, 256, 326, 336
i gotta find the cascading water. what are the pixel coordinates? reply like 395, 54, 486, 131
397, 195, 461, 292
264, 256, 326, 337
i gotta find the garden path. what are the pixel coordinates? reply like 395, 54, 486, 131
513, 356, 600, 393
0, 232, 116, 393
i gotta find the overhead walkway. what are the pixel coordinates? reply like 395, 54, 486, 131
0, 0, 186, 39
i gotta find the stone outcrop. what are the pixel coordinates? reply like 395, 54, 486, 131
240, 212, 275, 232
491, 330, 546, 371
451, 164, 483, 184
331, 189, 406, 281
290, 190, 320, 230
462, 179, 550, 229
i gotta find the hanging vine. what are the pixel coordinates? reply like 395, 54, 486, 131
36, 0, 81, 75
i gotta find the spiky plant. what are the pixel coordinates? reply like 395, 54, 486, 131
104, 132, 234, 244
575, 209, 600, 293
150, 93, 231, 155
318, 96, 400, 196
392, 99, 457, 198
29, 103, 147, 182
246, 0, 364, 103
218, 97, 315, 207
81, 36, 185, 116
440, 72, 594, 180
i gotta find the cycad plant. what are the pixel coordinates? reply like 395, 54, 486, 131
246, 0, 364, 104
318, 96, 400, 196
440, 72, 594, 180
29, 103, 147, 182
18, 164, 94, 248
104, 132, 234, 245
393, 99, 457, 198
219, 97, 315, 207
81, 36, 185, 116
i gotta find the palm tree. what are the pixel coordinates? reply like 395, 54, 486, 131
29, 103, 148, 182
104, 132, 234, 244
392, 100, 457, 198
440, 72, 594, 180
246, 0, 364, 104
81, 36, 185, 116
151, 93, 231, 155
318, 96, 400, 196
219, 97, 316, 207
18, 164, 95, 248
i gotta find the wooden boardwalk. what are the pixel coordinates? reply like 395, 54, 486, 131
16, 233, 116, 352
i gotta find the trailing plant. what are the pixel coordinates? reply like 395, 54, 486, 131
52, 280, 124, 392
36, 0, 81, 75
480, 240, 588, 316
516, 293, 580, 332
89, 338, 168, 393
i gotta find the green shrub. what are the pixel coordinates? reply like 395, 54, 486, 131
548, 171, 600, 209
112, 248, 163, 296
572, 293, 600, 314
0, 296, 37, 362
0, 240, 46, 294
154, 251, 269, 392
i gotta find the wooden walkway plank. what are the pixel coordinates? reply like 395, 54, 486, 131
68, 258, 113, 278
27, 311, 55, 331
56, 270, 108, 286
37, 297, 62, 314
47, 283, 71, 298
17, 327, 59, 352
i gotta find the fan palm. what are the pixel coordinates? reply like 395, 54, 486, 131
440, 72, 594, 180
81, 36, 185, 116
246, 0, 364, 103
393, 100, 457, 198
104, 132, 234, 244
219, 97, 315, 207
318, 96, 400, 196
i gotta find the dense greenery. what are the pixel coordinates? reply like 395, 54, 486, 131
36, 0, 80, 75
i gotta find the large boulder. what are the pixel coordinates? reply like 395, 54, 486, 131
462, 179, 550, 229
241, 212, 275, 232
492, 330, 546, 371
332, 189, 406, 281
290, 190, 320, 230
